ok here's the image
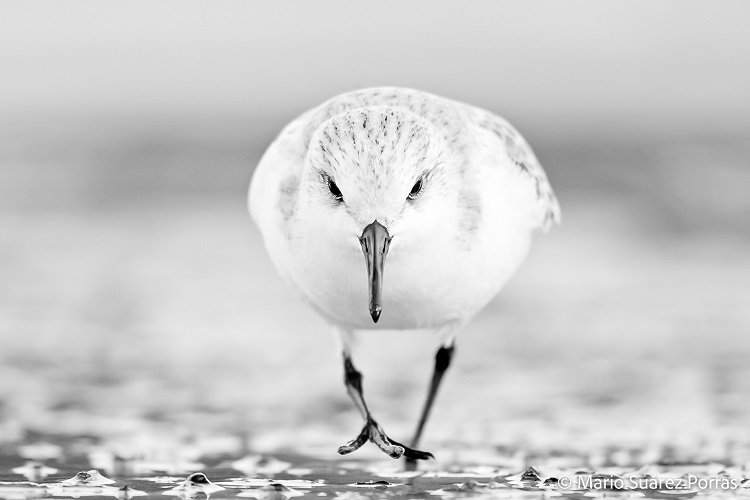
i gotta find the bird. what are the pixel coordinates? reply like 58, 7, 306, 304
248, 87, 560, 468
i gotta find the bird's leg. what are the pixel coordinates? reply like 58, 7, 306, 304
342, 356, 369, 419
404, 342, 455, 471
338, 354, 433, 461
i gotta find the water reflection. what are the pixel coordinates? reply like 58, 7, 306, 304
237, 483, 304, 500
11, 463, 58, 483
231, 458, 291, 477
3, 456, 750, 500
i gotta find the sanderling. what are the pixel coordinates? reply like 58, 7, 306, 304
249, 87, 560, 466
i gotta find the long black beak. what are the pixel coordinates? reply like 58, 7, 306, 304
359, 220, 391, 323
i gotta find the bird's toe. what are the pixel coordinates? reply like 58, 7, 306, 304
369, 424, 405, 459
337, 422, 369, 455
338, 418, 433, 461
398, 443, 434, 461
369, 420, 433, 461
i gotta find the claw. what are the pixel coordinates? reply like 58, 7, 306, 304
337, 418, 432, 460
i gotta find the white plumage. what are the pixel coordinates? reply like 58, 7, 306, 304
249, 87, 559, 463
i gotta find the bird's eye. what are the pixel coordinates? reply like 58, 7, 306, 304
407, 177, 424, 200
327, 177, 344, 202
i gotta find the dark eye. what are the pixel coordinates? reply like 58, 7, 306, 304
327, 177, 344, 202
407, 177, 423, 200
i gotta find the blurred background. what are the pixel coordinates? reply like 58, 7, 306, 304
1, 1, 749, 465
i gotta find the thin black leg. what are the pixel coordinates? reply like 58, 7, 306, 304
343, 356, 369, 418
338, 354, 434, 461
405, 343, 455, 470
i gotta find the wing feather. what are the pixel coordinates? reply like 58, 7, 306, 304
474, 110, 561, 232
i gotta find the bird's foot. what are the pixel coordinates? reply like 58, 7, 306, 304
337, 418, 433, 460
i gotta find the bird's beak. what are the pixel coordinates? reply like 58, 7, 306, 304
359, 220, 391, 323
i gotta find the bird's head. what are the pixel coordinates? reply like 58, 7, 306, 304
298, 106, 458, 323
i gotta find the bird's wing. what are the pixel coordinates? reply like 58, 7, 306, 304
250, 126, 296, 226
473, 109, 561, 232
248, 107, 317, 270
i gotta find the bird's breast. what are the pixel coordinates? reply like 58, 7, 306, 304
286, 228, 529, 331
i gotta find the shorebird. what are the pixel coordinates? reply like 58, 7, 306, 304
249, 87, 559, 467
